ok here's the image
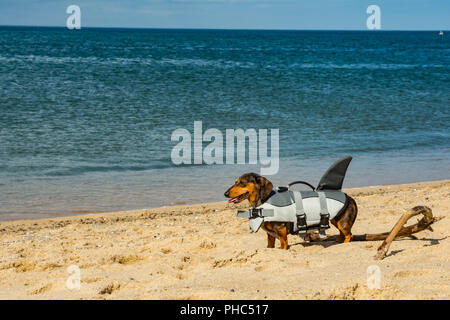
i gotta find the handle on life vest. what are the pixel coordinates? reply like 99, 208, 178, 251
288, 181, 316, 191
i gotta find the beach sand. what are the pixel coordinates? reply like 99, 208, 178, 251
0, 180, 448, 300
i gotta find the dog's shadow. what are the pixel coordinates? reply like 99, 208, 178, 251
288, 233, 346, 248
288, 235, 448, 249
289, 239, 339, 249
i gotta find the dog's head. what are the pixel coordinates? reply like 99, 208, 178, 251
224, 172, 273, 208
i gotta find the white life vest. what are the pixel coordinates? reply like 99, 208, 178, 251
238, 189, 348, 234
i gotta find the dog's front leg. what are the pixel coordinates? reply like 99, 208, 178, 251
278, 231, 288, 250
275, 224, 289, 249
267, 232, 276, 248
262, 223, 277, 248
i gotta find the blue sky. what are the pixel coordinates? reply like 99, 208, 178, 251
0, 0, 448, 30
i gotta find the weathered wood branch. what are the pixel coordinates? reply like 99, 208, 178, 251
374, 206, 442, 260
306, 206, 443, 260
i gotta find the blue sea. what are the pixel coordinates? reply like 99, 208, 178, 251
0, 27, 449, 220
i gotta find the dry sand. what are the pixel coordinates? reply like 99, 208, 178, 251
0, 180, 448, 300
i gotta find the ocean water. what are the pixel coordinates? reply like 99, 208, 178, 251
0, 27, 449, 220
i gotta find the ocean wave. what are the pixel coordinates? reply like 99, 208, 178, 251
43, 163, 172, 177
287, 62, 447, 70
0, 54, 445, 70
0, 54, 256, 69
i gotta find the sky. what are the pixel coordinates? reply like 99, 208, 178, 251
0, 0, 448, 30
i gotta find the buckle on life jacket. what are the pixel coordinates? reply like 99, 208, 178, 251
319, 213, 330, 230
296, 213, 307, 232
237, 208, 275, 219
250, 208, 262, 219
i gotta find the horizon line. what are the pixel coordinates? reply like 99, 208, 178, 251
0, 25, 448, 32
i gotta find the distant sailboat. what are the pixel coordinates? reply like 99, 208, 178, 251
439, 30, 444, 36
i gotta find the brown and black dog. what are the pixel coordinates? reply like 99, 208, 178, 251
224, 172, 358, 249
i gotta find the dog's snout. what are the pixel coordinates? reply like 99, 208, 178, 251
224, 189, 230, 197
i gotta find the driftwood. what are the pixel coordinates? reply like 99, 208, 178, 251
373, 206, 442, 260
307, 206, 443, 260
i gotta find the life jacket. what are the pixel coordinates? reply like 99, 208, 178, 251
236, 156, 352, 237
238, 189, 348, 233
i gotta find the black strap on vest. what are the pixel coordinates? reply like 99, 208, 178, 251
318, 192, 330, 232
293, 192, 307, 232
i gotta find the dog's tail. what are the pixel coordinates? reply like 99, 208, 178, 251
351, 206, 440, 241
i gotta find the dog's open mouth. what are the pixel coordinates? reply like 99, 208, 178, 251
227, 192, 249, 203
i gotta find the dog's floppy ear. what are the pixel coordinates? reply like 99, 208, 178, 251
256, 175, 273, 205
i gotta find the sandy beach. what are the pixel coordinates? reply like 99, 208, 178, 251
0, 180, 448, 300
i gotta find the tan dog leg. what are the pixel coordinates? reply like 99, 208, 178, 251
263, 223, 279, 249
331, 219, 353, 243
267, 232, 276, 248
263, 222, 289, 249
275, 225, 289, 250
279, 236, 288, 249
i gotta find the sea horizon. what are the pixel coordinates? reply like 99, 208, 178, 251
1, 25, 449, 31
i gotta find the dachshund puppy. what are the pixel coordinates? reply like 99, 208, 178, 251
224, 173, 358, 249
